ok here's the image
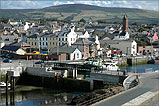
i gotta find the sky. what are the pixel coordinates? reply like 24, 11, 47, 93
1, 0, 159, 11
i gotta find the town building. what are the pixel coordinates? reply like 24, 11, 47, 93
1, 45, 26, 55
103, 40, 137, 56
49, 47, 82, 61
114, 14, 130, 40
58, 26, 77, 46
26, 34, 38, 49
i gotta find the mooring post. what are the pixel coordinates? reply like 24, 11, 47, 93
13, 77, 15, 91
12, 77, 15, 105
10, 89, 13, 105
57, 72, 59, 82
5, 73, 8, 106
10, 76, 13, 91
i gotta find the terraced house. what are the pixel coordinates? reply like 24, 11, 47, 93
38, 33, 57, 50
26, 33, 58, 50
26, 34, 38, 49
58, 26, 77, 46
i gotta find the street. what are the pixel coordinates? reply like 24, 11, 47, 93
0, 58, 40, 74
93, 71, 159, 106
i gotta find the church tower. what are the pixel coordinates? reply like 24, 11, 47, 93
122, 14, 128, 32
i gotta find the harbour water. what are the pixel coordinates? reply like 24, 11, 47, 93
0, 64, 158, 106
0, 86, 86, 106
121, 64, 159, 73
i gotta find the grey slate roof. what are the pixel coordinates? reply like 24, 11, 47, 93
11, 41, 31, 47
28, 34, 38, 38
2, 46, 21, 52
73, 38, 93, 45
58, 30, 70, 36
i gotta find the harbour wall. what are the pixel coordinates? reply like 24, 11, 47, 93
16, 72, 91, 92
127, 57, 149, 66
90, 73, 126, 85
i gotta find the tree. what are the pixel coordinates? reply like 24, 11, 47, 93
80, 18, 86, 23
0, 18, 9, 23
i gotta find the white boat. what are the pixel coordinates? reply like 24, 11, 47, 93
0, 82, 11, 88
102, 63, 119, 71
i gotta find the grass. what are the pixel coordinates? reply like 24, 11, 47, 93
132, 60, 148, 66
117, 62, 128, 68
117, 60, 148, 68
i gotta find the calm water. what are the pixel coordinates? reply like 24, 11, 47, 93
0, 64, 158, 106
0, 87, 85, 106
121, 64, 159, 73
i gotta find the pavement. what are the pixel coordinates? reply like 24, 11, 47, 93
93, 71, 159, 106
0, 58, 40, 74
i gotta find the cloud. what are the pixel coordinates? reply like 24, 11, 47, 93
1, 0, 158, 11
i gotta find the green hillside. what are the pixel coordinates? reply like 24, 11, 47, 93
0, 4, 158, 24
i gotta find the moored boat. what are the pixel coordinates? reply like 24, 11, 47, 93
102, 63, 119, 71
0, 82, 11, 88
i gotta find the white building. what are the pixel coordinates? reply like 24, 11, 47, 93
70, 48, 82, 60
58, 27, 77, 46
77, 31, 90, 38
38, 35, 48, 50
105, 40, 137, 55
0, 41, 5, 48
24, 22, 30, 31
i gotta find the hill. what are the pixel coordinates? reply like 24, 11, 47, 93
0, 4, 158, 24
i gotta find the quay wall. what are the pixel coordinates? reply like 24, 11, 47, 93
127, 57, 149, 66
16, 72, 90, 92
90, 73, 126, 85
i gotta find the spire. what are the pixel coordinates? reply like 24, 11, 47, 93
123, 13, 127, 19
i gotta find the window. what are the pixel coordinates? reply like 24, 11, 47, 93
53, 42, 54, 45
62, 38, 64, 41
43, 37, 44, 40
46, 38, 47, 40
40, 42, 41, 45
46, 42, 48, 46
35, 42, 36, 45
59, 38, 60, 41
77, 53, 79, 58
50, 42, 51, 45
65, 38, 67, 41
43, 42, 44, 45
5, 38, 9, 41
32, 42, 33, 45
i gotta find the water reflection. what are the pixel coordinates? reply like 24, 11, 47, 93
0, 87, 85, 106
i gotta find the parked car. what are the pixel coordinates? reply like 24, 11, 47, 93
35, 60, 44, 64
3, 59, 12, 63
0, 54, 7, 58
0, 54, 13, 59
